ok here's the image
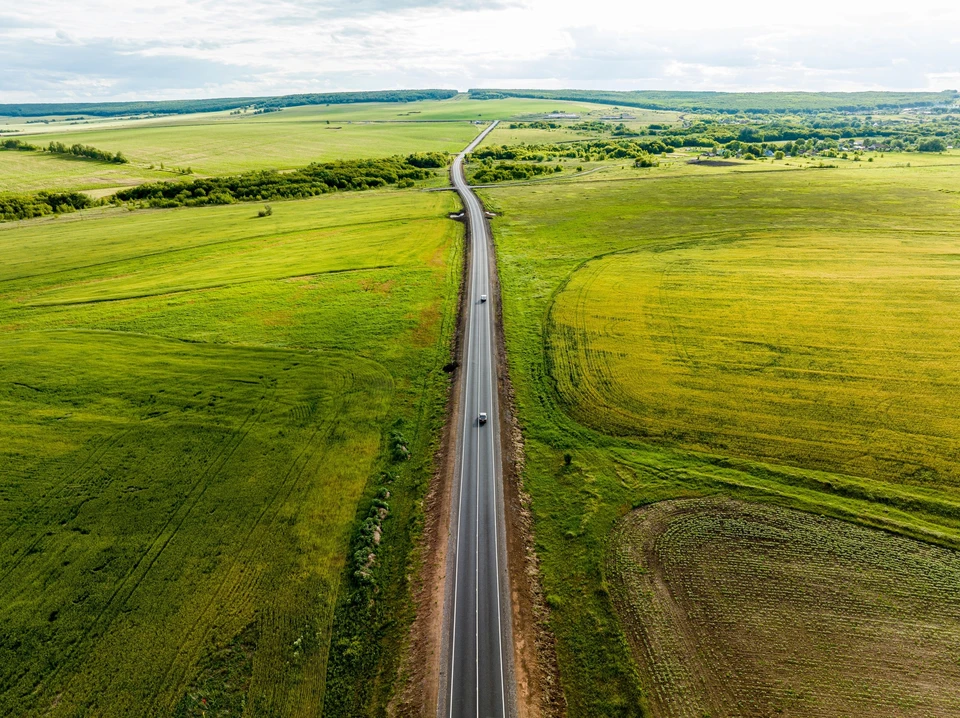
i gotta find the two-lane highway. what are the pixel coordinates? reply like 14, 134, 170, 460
440, 121, 515, 718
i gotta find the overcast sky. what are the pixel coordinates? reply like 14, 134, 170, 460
2, 0, 959, 103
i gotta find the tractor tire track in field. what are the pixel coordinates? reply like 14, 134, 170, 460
48, 393, 272, 705
0, 430, 133, 589
153, 367, 363, 713
0, 429, 130, 550
609, 498, 960, 718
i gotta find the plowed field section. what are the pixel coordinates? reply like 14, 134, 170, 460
609, 498, 960, 718
548, 232, 960, 489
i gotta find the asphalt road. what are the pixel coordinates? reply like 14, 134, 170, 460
441, 121, 515, 718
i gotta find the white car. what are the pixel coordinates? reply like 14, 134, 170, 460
478, 412, 488, 424
480, 294, 487, 303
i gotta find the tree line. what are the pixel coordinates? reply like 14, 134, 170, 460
1, 139, 128, 163
469, 89, 959, 114
0, 89, 460, 118
0, 192, 92, 221
471, 162, 563, 183
113, 153, 449, 208
46, 142, 128, 163
471, 139, 675, 163
0, 152, 450, 222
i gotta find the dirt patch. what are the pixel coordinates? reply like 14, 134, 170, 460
486, 205, 565, 718
359, 278, 396, 294
687, 159, 740, 167
609, 497, 960, 718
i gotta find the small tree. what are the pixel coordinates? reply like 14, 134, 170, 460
257, 204, 273, 218
634, 153, 658, 168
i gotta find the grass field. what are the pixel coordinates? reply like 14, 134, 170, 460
0, 96, 641, 135
0, 96, 680, 193
481, 157, 960, 715
1, 120, 479, 192
0, 150, 169, 194
0, 189, 462, 716
0, 97, 596, 191
610, 498, 960, 718
549, 230, 960, 488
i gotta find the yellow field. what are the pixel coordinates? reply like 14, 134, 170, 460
548, 230, 960, 491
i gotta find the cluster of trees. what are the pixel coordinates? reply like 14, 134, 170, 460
471, 162, 562, 183
499, 109, 958, 156
1, 138, 38, 151
0, 191, 93, 221
507, 121, 562, 130
113, 154, 446, 208
917, 137, 949, 152
724, 135, 952, 156
46, 142, 128, 164
404, 151, 448, 168
471, 139, 675, 164
571, 120, 608, 133
0, 89, 459, 118
2, 138, 129, 163
651, 115, 959, 152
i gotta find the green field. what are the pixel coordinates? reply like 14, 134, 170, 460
610, 498, 960, 718
481, 156, 960, 715
0, 97, 630, 192
549, 230, 960, 488
0, 149, 169, 194
6, 87, 960, 718
0, 189, 462, 716
1, 119, 478, 192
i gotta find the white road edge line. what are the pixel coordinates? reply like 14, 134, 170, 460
446, 120, 499, 718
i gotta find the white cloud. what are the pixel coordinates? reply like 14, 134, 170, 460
0, 0, 958, 101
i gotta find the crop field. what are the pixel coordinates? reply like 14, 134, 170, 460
2, 120, 479, 189
481, 158, 960, 715
0, 96, 606, 190
549, 230, 960, 489
0, 150, 169, 194
609, 498, 960, 717
0, 96, 682, 192
0, 189, 462, 716
0, 96, 629, 134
